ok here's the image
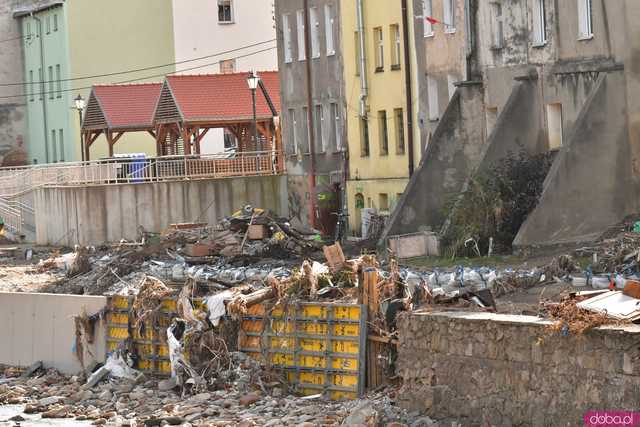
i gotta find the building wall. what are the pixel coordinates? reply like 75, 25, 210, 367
0, 0, 27, 166
275, 0, 347, 230
172, 0, 278, 154
397, 311, 640, 424
0, 292, 107, 375
18, 0, 176, 164
34, 175, 288, 246
342, 0, 413, 234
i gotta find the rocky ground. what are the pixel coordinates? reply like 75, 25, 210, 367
0, 364, 449, 427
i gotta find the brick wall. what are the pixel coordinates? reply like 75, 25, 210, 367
396, 311, 640, 426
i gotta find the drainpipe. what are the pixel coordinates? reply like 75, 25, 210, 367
303, 0, 317, 228
356, 0, 367, 117
33, 14, 49, 164
401, 0, 415, 176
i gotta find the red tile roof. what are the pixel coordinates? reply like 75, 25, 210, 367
93, 83, 162, 129
164, 71, 280, 122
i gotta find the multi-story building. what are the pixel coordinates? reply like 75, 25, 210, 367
14, 0, 175, 164
342, 0, 421, 235
274, 0, 347, 233
385, 0, 640, 249
172, 0, 278, 154
0, 0, 27, 166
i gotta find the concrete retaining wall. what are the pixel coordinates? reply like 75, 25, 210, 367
34, 175, 288, 246
397, 311, 640, 425
515, 71, 636, 246
0, 292, 106, 375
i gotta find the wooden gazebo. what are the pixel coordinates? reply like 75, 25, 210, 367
152, 71, 281, 156
81, 83, 162, 160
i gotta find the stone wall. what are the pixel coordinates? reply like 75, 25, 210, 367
397, 311, 640, 426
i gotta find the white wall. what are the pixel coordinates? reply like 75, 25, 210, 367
172, 0, 278, 153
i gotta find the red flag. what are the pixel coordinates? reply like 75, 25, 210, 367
425, 16, 440, 25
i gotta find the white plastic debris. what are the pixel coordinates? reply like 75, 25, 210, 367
205, 290, 233, 327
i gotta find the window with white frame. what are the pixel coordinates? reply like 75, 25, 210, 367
53, 14, 58, 32
302, 106, 310, 152
282, 14, 293, 63
391, 24, 401, 69
288, 109, 298, 154
59, 129, 64, 162
374, 27, 384, 71
218, 0, 233, 23
315, 104, 324, 152
427, 75, 439, 121
46, 15, 50, 34
51, 130, 57, 162
297, 10, 306, 61
532, 0, 546, 45
577, 0, 593, 39
56, 64, 61, 98
330, 102, 341, 150
29, 70, 34, 102
491, 2, 503, 48
48, 66, 53, 99
423, 0, 433, 37
310, 7, 320, 59
443, 0, 455, 33
325, 4, 335, 56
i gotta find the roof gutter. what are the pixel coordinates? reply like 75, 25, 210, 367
356, 0, 368, 117
33, 13, 49, 163
401, 0, 415, 176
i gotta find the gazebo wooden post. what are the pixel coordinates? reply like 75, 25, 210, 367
182, 127, 192, 156
106, 132, 114, 157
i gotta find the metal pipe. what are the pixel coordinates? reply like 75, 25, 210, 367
303, 0, 317, 228
356, 0, 367, 117
78, 110, 84, 162
33, 15, 49, 164
401, 0, 415, 176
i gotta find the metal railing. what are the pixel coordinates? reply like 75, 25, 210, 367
0, 197, 25, 235
0, 151, 284, 198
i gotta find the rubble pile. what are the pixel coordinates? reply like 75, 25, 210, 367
0, 364, 437, 426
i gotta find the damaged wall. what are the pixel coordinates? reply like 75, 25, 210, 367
34, 175, 288, 246
515, 71, 635, 246
381, 83, 485, 239
0, 292, 106, 375
397, 311, 640, 425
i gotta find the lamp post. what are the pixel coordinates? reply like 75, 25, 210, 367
247, 71, 260, 152
74, 94, 86, 162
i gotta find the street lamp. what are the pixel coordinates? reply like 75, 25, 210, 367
246, 71, 260, 152
74, 94, 86, 162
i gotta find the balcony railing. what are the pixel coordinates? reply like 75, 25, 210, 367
0, 151, 284, 198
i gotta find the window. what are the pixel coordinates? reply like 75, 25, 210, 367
427, 75, 439, 121
26, 22, 31, 39
390, 24, 401, 70
220, 59, 235, 73
288, 109, 298, 154
394, 108, 405, 154
38, 68, 42, 100
444, 0, 456, 33
218, 0, 233, 23
354, 32, 361, 75
374, 27, 384, 71
315, 104, 324, 152
447, 74, 456, 100
46, 15, 51, 34
360, 117, 370, 157
282, 14, 293, 63
310, 7, 320, 59
29, 70, 34, 102
59, 129, 64, 162
378, 111, 388, 155
53, 14, 58, 31
55, 64, 61, 98
330, 102, 340, 150
223, 129, 237, 149
532, 0, 546, 45
578, 0, 593, 39
302, 106, 310, 153
51, 130, 57, 162
491, 2, 503, 48
379, 194, 389, 212
547, 103, 563, 150
297, 10, 306, 61
325, 4, 335, 56
48, 66, 53, 99
423, 0, 433, 37
486, 107, 498, 136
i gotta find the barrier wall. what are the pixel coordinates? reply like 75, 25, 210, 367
0, 292, 107, 375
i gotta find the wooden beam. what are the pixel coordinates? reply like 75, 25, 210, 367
147, 130, 157, 139
106, 132, 114, 157
112, 132, 124, 144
